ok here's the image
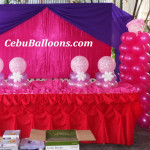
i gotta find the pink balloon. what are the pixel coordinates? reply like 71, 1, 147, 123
94, 80, 102, 87
147, 53, 150, 61
138, 53, 150, 64
145, 83, 150, 91
111, 75, 117, 82
119, 53, 124, 62
9, 57, 26, 73
84, 81, 91, 87
119, 63, 130, 73
109, 81, 118, 87
76, 81, 86, 89
0, 73, 4, 82
144, 44, 150, 53
95, 72, 104, 82
98, 56, 116, 73
131, 43, 144, 55
137, 113, 150, 128
122, 53, 135, 64
140, 93, 150, 103
119, 43, 130, 54
139, 73, 150, 84
131, 63, 145, 75
134, 84, 146, 94
71, 56, 89, 73
140, 93, 150, 112
126, 20, 145, 34
119, 72, 125, 81
0, 58, 4, 73
68, 80, 76, 88
137, 32, 150, 44
140, 93, 150, 113
141, 103, 150, 113
121, 32, 136, 44
146, 93, 150, 100
124, 73, 137, 84
0, 81, 6, 89
101, 82, 111, 89
145, 63, 150, 72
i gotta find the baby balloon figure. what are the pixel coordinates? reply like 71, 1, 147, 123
95, 56, 117, 89
68, 56, 91, 89
7, 57, 29, 90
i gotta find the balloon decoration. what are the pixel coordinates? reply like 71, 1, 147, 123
98, 56, 116, 73
126, 19, 145, 35
68, 56, 90, 89
119, 19, 150, 129
95, 56, 117, 88
7, 57, 29, 90
0, 58, 6, 88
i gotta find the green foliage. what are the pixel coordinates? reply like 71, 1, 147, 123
111, 48, 115, 60
4, 0, 9, 4
4, 0, 21, 4
73, 0, 81, 3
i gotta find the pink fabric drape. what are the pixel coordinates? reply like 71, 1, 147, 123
0, 8, 111, 78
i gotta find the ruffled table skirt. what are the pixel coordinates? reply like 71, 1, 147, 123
0, 80, 141, 145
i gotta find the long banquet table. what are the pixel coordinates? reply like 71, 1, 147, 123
0, 80, 141, 145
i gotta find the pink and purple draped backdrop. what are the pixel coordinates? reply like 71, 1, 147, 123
0, 8, 111, 78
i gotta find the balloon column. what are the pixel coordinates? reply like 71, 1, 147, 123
95, 56, 117, 88
0, 58, 6, 88
68, 56, 90, 88
119, 19, 150, 128
7, 57, 29, 90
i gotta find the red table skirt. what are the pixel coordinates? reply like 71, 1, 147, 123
0, 93, 141, 145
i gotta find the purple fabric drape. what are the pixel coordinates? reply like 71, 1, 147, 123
0, 8, 111, 78
0, 4, 133, 80
111, 4, 133, 77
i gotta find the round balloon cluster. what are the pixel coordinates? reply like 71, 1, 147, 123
94, 56, 117, 89
119, 19, 150, 129
7, 57, 29, 90
68, 56, 91, 89
0, 58, 6, 88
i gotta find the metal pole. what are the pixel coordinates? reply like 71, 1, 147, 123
145, 10, 150, 23
120, 0, 123, 10
135, 0, 144, 18
113, 0, 116, 5
133, 0, 139, 17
